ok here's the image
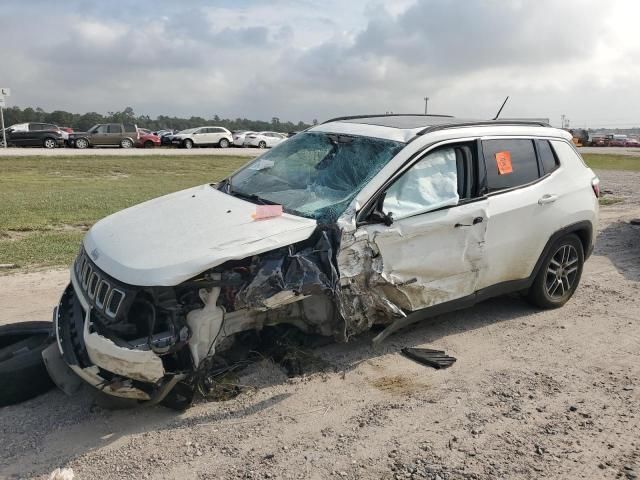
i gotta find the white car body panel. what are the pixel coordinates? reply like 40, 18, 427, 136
244, 132, 286, 148
232, 131, 255, 146
83, 185, 317, 286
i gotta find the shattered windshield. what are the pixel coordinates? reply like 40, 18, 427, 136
227, 132, 404, 222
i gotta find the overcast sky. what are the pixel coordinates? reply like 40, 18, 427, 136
1, 0, 639, 127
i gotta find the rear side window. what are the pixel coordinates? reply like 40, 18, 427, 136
482, 139, 540, 192
537, 140, 559, 174
108, 124, 122, 133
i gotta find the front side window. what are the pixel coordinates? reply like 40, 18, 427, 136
482, 139, 540, 191
382, 148, 460, 220
94, 125, 109, 134
228, 132, 404, 222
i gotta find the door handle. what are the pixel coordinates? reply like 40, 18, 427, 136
538, 194, 558, 205
455, 217, 484, 228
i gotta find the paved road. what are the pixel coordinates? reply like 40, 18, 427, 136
0, 146, 261, 157
579, 146, 640, 156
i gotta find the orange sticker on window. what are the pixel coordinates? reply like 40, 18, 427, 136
495, 151, 513, 175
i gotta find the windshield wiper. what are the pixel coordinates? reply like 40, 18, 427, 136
227, 188, 278, 206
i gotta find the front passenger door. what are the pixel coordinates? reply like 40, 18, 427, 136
360, 144, 489, 311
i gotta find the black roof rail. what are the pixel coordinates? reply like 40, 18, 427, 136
322, 113, 454, 124
412, 119, 551, 139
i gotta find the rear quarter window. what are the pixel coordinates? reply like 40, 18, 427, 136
482, 139, 540, 191
537, 140, 559, 174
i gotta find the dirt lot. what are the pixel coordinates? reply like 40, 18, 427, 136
1, 169, 639, 480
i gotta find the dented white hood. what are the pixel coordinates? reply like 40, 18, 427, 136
83, 184, 317, 286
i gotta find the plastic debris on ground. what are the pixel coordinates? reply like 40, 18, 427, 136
401, 347, 457, 369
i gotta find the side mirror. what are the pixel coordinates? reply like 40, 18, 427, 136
369, 209, 394, 226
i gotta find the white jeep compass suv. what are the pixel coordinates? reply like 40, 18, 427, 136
44, 115, 599, 408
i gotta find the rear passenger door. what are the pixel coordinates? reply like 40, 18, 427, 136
476, 138, 562, 290
106, 124, 123, 145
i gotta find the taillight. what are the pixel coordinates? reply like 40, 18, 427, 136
591, 177, 600, 198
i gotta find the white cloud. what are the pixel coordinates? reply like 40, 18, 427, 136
0, 0, 638, 127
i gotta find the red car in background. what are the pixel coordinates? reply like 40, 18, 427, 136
135, 129, 160, 148
624, 138, 640, 147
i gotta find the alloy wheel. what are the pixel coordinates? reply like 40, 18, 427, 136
545, 244, 579, 299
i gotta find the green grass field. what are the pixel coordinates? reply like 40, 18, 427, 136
0, 152, 637, 270
581, 153, 640, 171
0, 155, 248, 269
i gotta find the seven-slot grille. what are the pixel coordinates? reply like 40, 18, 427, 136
74, 249, 125, 318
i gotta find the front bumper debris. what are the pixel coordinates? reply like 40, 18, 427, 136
51, 265, 168, 400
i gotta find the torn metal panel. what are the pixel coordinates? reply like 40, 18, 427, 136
234, 231, 339, 311
336, 202, 489, 337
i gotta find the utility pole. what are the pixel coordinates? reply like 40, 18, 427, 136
561, 114, 566, 129
424, 96, 429, 115
0, 88, 9, 149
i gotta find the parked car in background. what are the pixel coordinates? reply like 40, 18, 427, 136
609, 135, 628, 147
59, 127, 74, 134
624, 138, 640, 147
135, 131, 161, 148
243, 131, 287, 148
153, 129, 177, 146
68, 123, 139, 149
170, 126, 233, 149
3, 122, 67, 148
232, 131, 255, 147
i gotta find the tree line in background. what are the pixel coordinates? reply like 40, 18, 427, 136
2, 106, 317, 133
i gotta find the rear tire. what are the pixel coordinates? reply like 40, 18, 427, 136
258, 141, 267, 149
527, 234, 584, 309
218, 138, 230, 148
120, 138, 133, 149
43, 137, 57, 149
144, 140, 154, 148
0, 321, 55, 406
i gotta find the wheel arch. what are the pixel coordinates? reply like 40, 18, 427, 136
529, 220, 593, 285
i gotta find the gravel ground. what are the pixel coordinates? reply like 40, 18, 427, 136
0, 147, 261, 157
0, 169, 639, 480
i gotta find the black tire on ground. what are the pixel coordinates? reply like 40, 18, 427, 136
0, 321, 55, 406
527, 234, 584, 309
120, 138, 133, 148
258, 141, 266, 149
183, 139, 194, 149
144, 140, 154, 148
218, 138, 230, 148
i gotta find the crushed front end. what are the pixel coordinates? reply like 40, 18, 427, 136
48, 232, 343, 406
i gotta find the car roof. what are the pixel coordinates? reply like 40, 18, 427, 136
309, 114, 569, 143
